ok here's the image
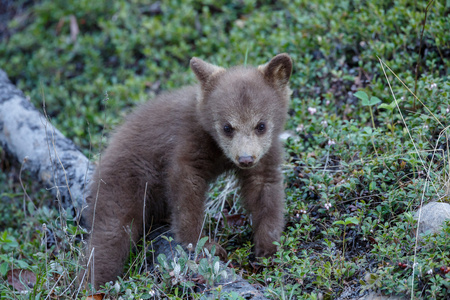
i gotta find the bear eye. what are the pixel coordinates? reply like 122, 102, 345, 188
223, 123, 234, 136
256, 122, 266, 134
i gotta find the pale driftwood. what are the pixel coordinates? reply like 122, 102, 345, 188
0, 69, 268, 299
0, 69, 94, 219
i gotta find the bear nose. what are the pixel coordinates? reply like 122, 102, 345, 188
238, 155, 254, 167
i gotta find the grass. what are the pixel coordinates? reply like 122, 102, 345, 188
1, 0, 449, 299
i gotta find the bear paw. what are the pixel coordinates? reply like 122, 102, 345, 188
255, 243, 277, 258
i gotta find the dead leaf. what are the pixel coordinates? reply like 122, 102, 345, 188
400, 160, 407, 169
368, 236, 378, 244
56, 17, 65, 35
307, 152, 317, 158
191, 274, 206, 285
348, 204, 358, 212
86, 293, 105, 300
7, 269, 36, 291
69, 15, 79, 43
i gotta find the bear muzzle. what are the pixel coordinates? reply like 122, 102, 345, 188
238, 155, 255, 168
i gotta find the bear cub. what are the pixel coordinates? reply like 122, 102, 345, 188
82, 53, 292, 288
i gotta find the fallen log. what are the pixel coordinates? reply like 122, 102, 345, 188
0, 69, 268, 299
0, 69, 94, 219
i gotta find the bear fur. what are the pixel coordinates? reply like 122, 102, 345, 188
81, 54, 292, 288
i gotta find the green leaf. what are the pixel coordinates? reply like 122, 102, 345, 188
0, 262, 8, 276
344, 217, 359, 225
0, 193, 23, 198
0, 231, 18, 250
364, 127, 373, 135
379, 97, 403, 111
210, 244, 216, 257
27, 201, 35, 215
67, 224, 79, 235
369, 181, 377, 191
156, 254, 168, 269
379, 103, 394, 111
16, 260, 30, 269
369, 96, 381, 106
354, 91, 368, 102
195, 236, 209, 254
0, 254, 9, 261
186, 260, 198, 273
160, 235, 173, 243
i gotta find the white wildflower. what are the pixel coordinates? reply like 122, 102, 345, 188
125, 289, 132, 297
308, 107, 317, 115
50, 262, 64, 273
235, 19, 245, 28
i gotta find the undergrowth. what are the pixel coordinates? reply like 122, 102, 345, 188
1, 0, 449, 299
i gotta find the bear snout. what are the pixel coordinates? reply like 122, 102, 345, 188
238, 155, 255, 168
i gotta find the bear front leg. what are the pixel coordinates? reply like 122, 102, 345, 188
168, 166, 227, 259
239, 166, 285, 257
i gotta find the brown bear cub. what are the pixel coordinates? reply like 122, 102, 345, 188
82, 54, 292, 288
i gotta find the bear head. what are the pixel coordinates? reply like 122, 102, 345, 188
190, 54, 292, 169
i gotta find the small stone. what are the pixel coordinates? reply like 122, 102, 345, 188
414, 201, 450, 236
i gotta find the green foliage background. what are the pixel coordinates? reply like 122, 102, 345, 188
1, 0, 449, 299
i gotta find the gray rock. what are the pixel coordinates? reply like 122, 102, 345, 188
415, 201, 450, 236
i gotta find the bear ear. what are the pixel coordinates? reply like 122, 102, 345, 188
258, 53, 292, 89
190, 57, 225, 87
